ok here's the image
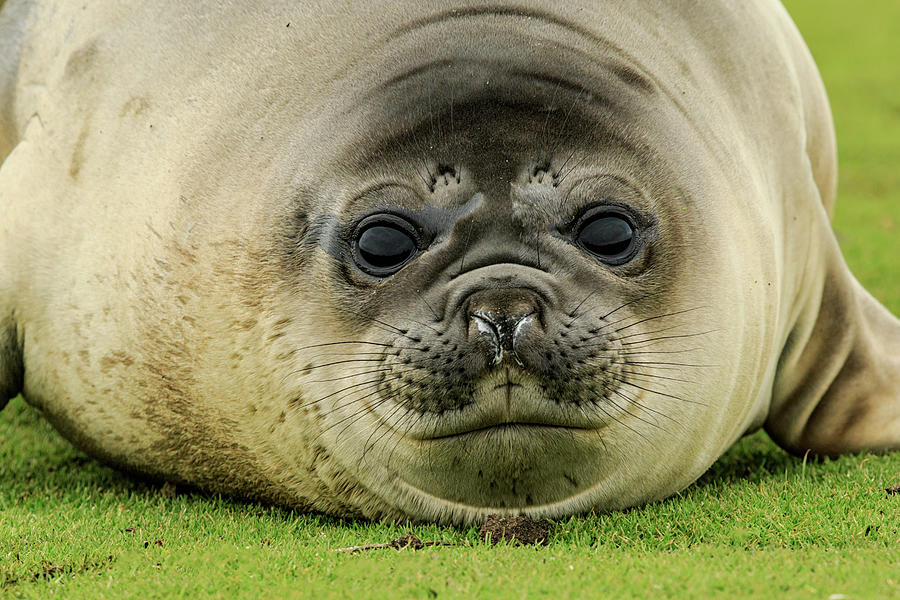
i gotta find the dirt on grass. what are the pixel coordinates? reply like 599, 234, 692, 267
333, 515, 554, 553
478, 515, 553, 546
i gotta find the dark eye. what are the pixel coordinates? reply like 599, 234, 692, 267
353, 216, 419, 276
577, 212, 636, 263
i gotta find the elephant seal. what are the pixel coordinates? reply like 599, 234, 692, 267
1, 0, 899, 524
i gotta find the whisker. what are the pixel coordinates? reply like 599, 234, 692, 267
320, 379, 407, 419
571, 402, 609, 451
619, 363, 701, 374
611, 307, 707, 335
566, 291, 598, 322
355, 379, 431, 468
554, 151, 591, 187
361, 397, 419, 468
456, 220, 475, 276
618, 348, 702, 356
570, 292, 656, 330
420, 296, 441, 322
413, 163, 432, 189
449, 94, 454, 139
625, 360, 715, 369
315, 395, 394, 449
387, 406, 428, 467
291, 375, 402, 410
419, 159, 436, 192
294, 357, 384, 371
611, 387, 681, 426
313, 377, 421, 440
305, 361, 434, 384
619, 330, 719, 348
610, 376, 708, 407
393, 315, 443, 335
583, 303, 697, 338
569, 323, 694, 349
289, 350, 434, 377
295, 340, 394, 352
358, 400, 409, 467
305, 367, 393, 384
300, 350, 395, 366
330, 306, 416, 338
538, 79, 562, 155
597, 293, 658, 321
602, 393, 669, 435
619, 369, 696, 385
281, 356, 390, 384
547, 89, 586, 166
587, 398, 649, 442
616, 323, 686, 341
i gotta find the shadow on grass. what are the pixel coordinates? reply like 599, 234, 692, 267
693, 431, 806, 488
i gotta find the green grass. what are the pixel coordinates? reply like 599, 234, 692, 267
2, 1, 900, 597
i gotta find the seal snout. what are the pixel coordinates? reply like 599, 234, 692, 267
466, 289, 541, 365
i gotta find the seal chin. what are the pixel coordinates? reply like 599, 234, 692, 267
334, 372, 621, 520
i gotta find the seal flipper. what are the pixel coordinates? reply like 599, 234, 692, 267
0, 316, 22, 410
767, 229, 900, 455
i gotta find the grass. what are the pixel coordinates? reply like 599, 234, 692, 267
2, 1, 900, 597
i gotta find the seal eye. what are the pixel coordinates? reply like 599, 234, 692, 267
577, 212, 636, 263
354, 217, 418, 276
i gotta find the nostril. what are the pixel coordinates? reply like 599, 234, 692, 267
469, 311, 504, 365
470, 309, 536, 352
471, 312, 502, 347
511, 312, 536, 346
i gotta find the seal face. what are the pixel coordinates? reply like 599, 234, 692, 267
294, 79, 709, 519
1, 1, 899, 524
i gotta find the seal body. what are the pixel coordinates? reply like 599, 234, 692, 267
1, 0, 899, 524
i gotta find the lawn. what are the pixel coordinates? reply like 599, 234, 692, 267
2, 1, 900, 598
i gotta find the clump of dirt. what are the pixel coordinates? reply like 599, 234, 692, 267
334, 532, 453, 553
333, 517, 554, 553
11, 555, 116, 586
35, 563, 65, 580
478, 515, 553, 546
389, 533, 425, 550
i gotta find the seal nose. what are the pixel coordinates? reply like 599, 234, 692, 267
466, 289, 540, 364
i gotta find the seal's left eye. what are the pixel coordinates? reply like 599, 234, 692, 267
353, 217, 418, 276
576, 211, 636, 264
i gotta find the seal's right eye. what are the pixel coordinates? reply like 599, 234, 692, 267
575, 210, 637, 265
353, 216, 419, 276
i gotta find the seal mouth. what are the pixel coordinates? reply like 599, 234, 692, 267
421, 421, 596, 441
492, 382, 521, 391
